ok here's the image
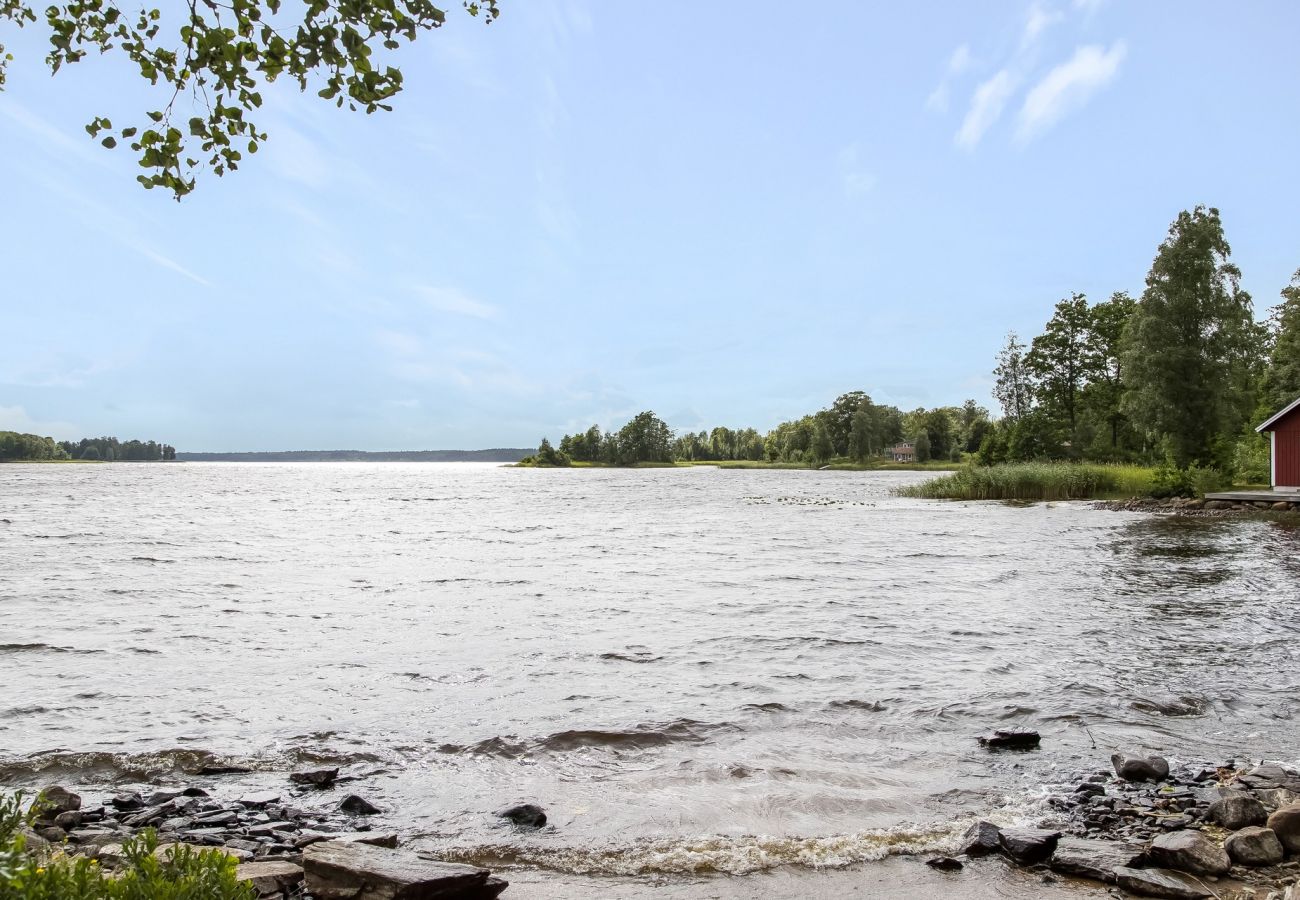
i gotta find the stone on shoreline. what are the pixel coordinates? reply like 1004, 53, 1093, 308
304, 840, 506, 900
1112, 752, 1171, 783
997, 826, 1060, 864
495, 804, 546, 829
40, 786, 82, 814
339, 795, 381, 816
1207, 793, 1268, 830
1048, 836, 1143, 883
237, 860, 305, 896
1148, 830, 1230, 875
977, 730, 1041, 750
1266, 802, 1300, 855
1114, 866, 1212, 899
1224, 826, 1284, 867
290, 768, 339, 788
925, 856, 962, 870
960, 821, 1001, 856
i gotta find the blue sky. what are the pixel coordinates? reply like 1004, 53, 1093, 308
2, 1, 1298, 451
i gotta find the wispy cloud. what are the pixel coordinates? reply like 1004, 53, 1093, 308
1016, 41, 1127, 142
413, 285, 499, 320
955, 70, 1018, 149
836, 145, 875, 196
1022, 2, 1064, 48
925, 44, 973, 113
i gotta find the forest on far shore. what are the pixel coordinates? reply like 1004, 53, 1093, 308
0, 433, 176, 462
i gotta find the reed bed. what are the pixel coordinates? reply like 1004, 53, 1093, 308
898, 462, 1156, 501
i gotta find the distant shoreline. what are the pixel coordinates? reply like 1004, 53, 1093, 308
175, 449, 533, 463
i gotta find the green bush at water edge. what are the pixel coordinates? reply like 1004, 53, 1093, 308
898, 462, 1158, 501
0, 793, 254, 900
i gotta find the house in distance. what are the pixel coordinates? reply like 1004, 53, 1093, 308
1257, 395, 1300, 491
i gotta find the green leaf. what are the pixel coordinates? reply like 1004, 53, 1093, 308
101, 136, 117, 148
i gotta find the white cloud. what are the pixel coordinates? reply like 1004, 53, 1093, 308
0, 405, 79, 440
412, 285, 499, 320
955, 70, 1017, 149
925, 44, 973, 113
1016, 42, 1127, 141
1023, 2, 1064, 48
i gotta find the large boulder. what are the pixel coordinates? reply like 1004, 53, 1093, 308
1112, 752, 1170, 783
960, 820, 1001, 856
1224, 826, 1284, 867
39, 786, 82, 815
1048, 837, 1144, 883
494, 804, 546, 829
1114, 866, 1211, 899
1266, 802, 1300, 855
1206, 793, 1268, 830
1147, 830, 1230, 875
1239, 765, 1300, 792
303, 840, 506, 900
237, 861, 304, 897
997, 827, 1060, 864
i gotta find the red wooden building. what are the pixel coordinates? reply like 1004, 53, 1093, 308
1257, 396, 1300, 491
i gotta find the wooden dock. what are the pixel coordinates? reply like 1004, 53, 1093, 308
1203, 489, 1300, 510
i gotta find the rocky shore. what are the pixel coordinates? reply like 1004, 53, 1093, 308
16, 767, 513, 900
1094, 497, 1300, 515
939, 753, 1300, 899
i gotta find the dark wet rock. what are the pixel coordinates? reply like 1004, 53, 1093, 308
925, 856, 963, 871
249, 823, 297, 837
124, 805, 172, 827
237, 860, 304, 896
295, 831, 399, 850
1148, 830, 1230, 875
290, 768, 339, 788
304, 841, 506, 900
54, 810, 82, 829
998, 827, 1060, 864
39, 786, 82, 815
960, 820, 1002, 856
225, 839, 265, 854
193, 810, 240, 826
1207, 793, 1268, 830
339, 795, 381, 816
977, 730, 1040, 750
1114, 866, 1211, 899
109, 792, 144, 811
1112, 752, 1171, 783
240, 791, 281, 809
1240, 765, 1300, 792
1048, 836, 1143, 883
18, 828, 52, 855
144, 790, 184, 806
1266, 802, 1300, 855
1074, 782, 1106, 798
494, 803, 546, 829
182, 787, 210, 798
1224, 826, 1284, 867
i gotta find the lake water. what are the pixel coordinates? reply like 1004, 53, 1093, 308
1, 463, 1298, 888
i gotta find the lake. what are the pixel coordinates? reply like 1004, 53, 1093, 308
2, 463, 1297, 894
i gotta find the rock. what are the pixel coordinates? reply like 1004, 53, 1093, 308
960, 820, 1002, 856
1207, 793, 1268, 830
1274, 501, 1292, 511
193, 810, 240, 826
1267, 802, 1300, 855
39, 786, 82, 814
290, 768, 339, 787
144, 790, 184, 806
96, 843, 129, 867
1225, 826, 1285, 867
295, 831, 399, 850
54, 810, 82, 829
195, 764, 253, 776
18, 828, 52, 855
494, 803, 546, 828
36, 826, 65, 843
249, 823, 298, 837
1114, 866, 1212, 899
1148, 830, 1231, 875
304, 841, 506, 900
241, 792, 281, 809
925, 856, 963, 871
977, 730, 1041, 750
110, 792, 144, 811
1075, 782, 1106, 798
1112, 752, 1171, 782
998, 827, 1060, 864
237, 861, 304, 896
1048, 836, 1144, 883
339, 795, 381, 816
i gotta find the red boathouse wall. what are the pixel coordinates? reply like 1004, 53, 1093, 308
1275, 407, 1300, 489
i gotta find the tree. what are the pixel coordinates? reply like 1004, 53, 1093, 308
1083, 291, 1137, 452
0, 0, 498, 198
1258, 269, 1300, 417
848, 406, 873, 461
993, 332, 1033, 421
1025, 293, 1095, 433
1121, 206, 1258, 469
913, 430, 931, 463
825, 391, 870, 456
921, 408, 955, 460
807, 421, 833, 467
534, 437, 569, 467
614, 411, 673, 465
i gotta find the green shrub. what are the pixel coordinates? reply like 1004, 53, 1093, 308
0, 793, 253, 900
1232, 435, 1270, 485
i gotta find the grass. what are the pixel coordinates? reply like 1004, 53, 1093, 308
898, 462, 1158, 501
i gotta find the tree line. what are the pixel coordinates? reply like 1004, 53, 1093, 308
529, 395, 993, 468
985, 205, 1300, 484
0, 432, 176, 461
